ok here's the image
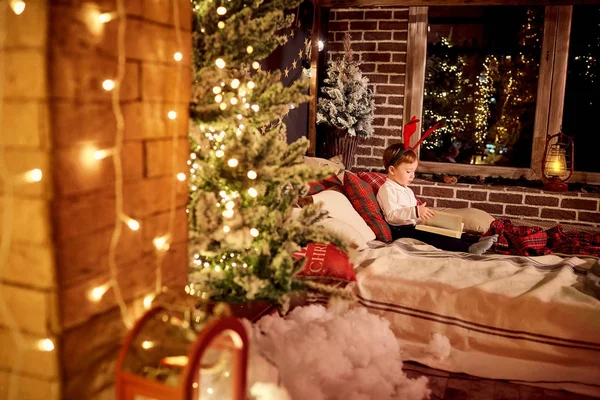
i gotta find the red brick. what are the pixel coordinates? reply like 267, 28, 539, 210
387, 95, 404, 104
472, 202, 504, 214
356, 157, 382, 168
363, 137, 386, 147
411, 185, 422, 195
375, 84, 403, 95
418, 197, 435, 207
579, 211, 600, 223
374, 127, 398, 136
327, 43, 344, 53
372, 147, 384, 157
505, 205, 540, 218
350, 21, 378, 31
356, 146, 372, 156
394, 9, 409, 19
378, 42, 408, 52
365, 74, 388, 84
387, 118, 403, 127
436, 199, 469, 208
374, 117, 386, 126
365, 10, 393, 19
378, 64, 406, 74
456, 190, 487, 201
374, 96, 388, 105
386, 137, 403, 146
364, 32, 392, 41
394, 31, 408, 41
335, 11, 364, 20
560, 198, 598, 211
360, 63, 376, 72
489, 192, 523, 204
389, 75, 405, 84
392, 53, 407, 63
329, 32, 337, 42
328, 21, 349, 31
379, 21, 407, 30
525, 195, 559, 207
361, 53, 391, 63
540, 208, 576, 220
376, 106, 403, 115
422, 186, 454, 198
352, 42, 377, 52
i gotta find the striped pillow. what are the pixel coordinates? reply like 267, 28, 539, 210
307, 173, 343, 195
343, 172, 393, 242
357, 171, 387, 195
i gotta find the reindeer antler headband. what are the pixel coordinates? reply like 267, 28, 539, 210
389, 116, 442, 166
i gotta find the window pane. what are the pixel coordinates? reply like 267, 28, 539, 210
422, 6, 544, 168
561, 5, 600, 173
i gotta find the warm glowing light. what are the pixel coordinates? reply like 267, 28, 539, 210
248, 187, 258, 197
217, 21, 225, 29
143, 294, 155, 309
176, 172, 186, 181
318, 40, 324, 51
252, 61, 260, 70
213, 86, 222, 94
10, 0, 26, 15
173, 52, 183, 61
141, 341, 155, 349
102, 79, 115, 91
24, 168, 43, 183
153, 235, 170, 251
98, 12, 115, 23
88, 283, 110, 302
168, 110, 177, 120
227, 158, 238, 167
207, 388, 214, 395
247, 81, 255, 89
222, 209, 234, 218
219, 103, 227, 110
37, 338, 54, 352
225, 201, 235, 210
215, 150, 224, 158
247, 170, 257, 179
215, 58, 226, 69
251, 104, 260, 112
216, 6, 227, 15
250, 228, 259, 237
231, 79, 240, 89
223, 226, 231, 233
124, 216, 140, 231
230, 97, 238, 105
93, 149, 112, 160
246, 46, 254, 54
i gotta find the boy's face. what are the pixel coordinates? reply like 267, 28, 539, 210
388, 160, 418, 187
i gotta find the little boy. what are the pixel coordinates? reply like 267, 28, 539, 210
377, 143, 497, 254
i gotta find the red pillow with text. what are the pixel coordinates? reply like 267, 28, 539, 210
293, 243, 356, 282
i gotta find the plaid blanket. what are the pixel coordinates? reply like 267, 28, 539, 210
484, 218, 600, 257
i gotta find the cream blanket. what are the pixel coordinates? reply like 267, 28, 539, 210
348, 239, 600, 396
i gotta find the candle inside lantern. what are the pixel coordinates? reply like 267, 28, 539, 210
544, 144, 568, 178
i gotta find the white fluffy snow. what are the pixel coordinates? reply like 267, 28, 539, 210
247, 304, 431, 400
425, 333, 451, 361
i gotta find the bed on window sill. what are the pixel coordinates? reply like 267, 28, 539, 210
341, 238, 600, 397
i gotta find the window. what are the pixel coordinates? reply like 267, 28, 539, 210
421, 6, 544, 168
561, 5, 600, 173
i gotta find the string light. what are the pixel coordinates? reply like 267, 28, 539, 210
250, 228, 259, 237
247, 170, 257, 179
153, 235, 171, 251
10, 0, 25, 15
217, 21, 225, 29
121, 215, 140, 231
23, 168, 43, 183
222, 209, 234, 218
246, 46, 253, 54
251, 104, 259, 112
93, 148, 113, 160
215, 150, 224, 158
248, 187, 258, 197
227, 158, 238, 167
215, 94, 223, 103
141, 340, 155, 349
252, 62, 260, 70
88, 283, 111, 302
102, 79, 115, 91
168, 110, 177, 120
247, 81, 255, 89
223, 226, 231, 233
230, 97, 238, 105
219, 103, 227, 110
225, 201, 235, 209
36, 338, 55, 352
231, 79, 240, 89
98, 12, 116, 23
213, 86, 222, 94
216, 6, 227, 15
176, 172, 186, 181
318, 40, 324, 51
215, 58, 226, 69
143, 294, 155, 309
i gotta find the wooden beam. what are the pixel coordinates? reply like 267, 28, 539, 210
307, 2, 322, 157
320, 0, 599, 8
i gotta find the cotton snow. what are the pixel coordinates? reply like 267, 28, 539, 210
248, 305, 431, 400
425, 333, 451, 361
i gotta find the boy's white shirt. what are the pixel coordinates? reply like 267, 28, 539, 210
376, 178, 421, 226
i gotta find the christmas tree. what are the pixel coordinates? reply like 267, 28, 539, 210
188, 0, 344, 309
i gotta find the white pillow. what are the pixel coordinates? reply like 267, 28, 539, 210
317, 217, 369, 250
433, 207, 495, 233
304, 155, 345, 179
312, 189, 376, 242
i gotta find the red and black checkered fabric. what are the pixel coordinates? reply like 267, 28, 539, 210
307, 174, 343, 195
547, 225, 600, 257
343, 172, 393, 242
357, 172, 387, 195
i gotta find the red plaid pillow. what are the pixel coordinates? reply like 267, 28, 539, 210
343, 172, 393, 242
307, 174, 343, 195
357, 172, 387, 195
293, 243, 356, 281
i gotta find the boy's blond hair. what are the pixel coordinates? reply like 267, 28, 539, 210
382, 143, 418, 171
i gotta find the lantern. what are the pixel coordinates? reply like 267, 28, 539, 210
116, 304, 249, 400
541, 130, 574, 192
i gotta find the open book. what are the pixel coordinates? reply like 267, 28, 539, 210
415, 211, 464, 238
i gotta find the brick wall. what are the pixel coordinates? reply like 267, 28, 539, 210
411, 180, 600, 228
327, 7, 408, 170
1, 1, 191, 399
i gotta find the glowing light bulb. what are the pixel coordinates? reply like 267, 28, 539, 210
37, 338, 54, 352
216, 6, 227, 15
239, 90, 246, 97
318, 40, 324, 51
223, 226, 231, 233
218, 21, 225, 29
153, 235, 170, 251
230, 97, 238, 105
248, 187, 258, 197
213, 86, 222, 94
237, 114, 243, 120
102, 79, 115, 91
10, 0, 25, 15
250, 228, 259, 237
247, 81, 255, 89
215, 150, 224, 158
88, 283, 110, 302
252, 61, 260, 70
227, 158, 238, 167
143, 294, 155, 309
219, 103, 227, 110
24, 168, 43, 182
215, 94, 223, 103
173, 52, 183, 61
251, 104, 259, 112
93, 149, 111, 160
141, 341, 154, 349
246, 46, 254, 54
225, 201, 235, 210
168, 110, 177, 119
215, 58, 226, 69
222, 209, 234, 218
231, 79, 240, 89
177, 172, 186, 181
247, 170, 257, 179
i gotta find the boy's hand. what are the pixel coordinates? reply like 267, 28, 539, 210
418, 202, 436, 220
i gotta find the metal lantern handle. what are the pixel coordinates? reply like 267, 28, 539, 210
541, 131, 574, 182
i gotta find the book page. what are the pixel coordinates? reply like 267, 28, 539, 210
415, 224, 463, 239
420, 211, 463, 232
